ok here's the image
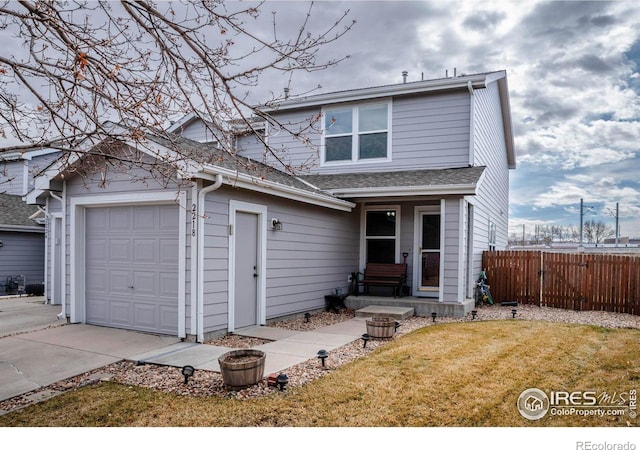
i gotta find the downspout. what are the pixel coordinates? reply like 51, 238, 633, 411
467, 80, 475, 167
196, 173, 223, 342
49, 190, 66, 320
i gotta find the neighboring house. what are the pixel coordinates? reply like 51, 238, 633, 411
0, 193, 45, 294
1, 149, 59, 295
26, 70, 515, 341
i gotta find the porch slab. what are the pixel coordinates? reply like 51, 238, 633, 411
354, 305, 415, 320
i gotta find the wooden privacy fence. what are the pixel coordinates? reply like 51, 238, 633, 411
482, 250, 640, 315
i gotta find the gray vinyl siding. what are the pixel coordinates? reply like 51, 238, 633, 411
470, 81, 511, 278
173, 120, 221, 143
200, 185, 359, 336
0, 160, 26, 196
256, 90, 471, 174
441, 197, 463, 303
0, 230, 45, 292
27, 153, 62, 191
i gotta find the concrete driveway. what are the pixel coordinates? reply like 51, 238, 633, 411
0, 296, 180, 403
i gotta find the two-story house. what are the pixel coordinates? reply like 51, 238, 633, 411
26, 70, 515, 341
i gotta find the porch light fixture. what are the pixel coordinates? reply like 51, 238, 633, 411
362, 333, 370, 348
304, 312, 311, 323
276, 373, 289, 391
317, 349, 328, 367
271, 218, 283, 231
431, 312, 437, 322
471, 310, 477, 320
512, 308, 517, 319
181, 365, 195, 384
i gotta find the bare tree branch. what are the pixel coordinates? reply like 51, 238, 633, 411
0, 0, 354, 181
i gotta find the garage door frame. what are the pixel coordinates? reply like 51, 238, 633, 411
69, 191, 187, 337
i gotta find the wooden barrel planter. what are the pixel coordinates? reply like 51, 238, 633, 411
366, 316, 396, 338
218, 349, 266, 390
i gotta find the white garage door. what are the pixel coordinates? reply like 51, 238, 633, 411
85, 204, 179, 335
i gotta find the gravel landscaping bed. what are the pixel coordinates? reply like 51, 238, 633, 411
2, 305, 639, 413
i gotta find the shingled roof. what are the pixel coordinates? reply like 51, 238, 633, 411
299, 166, 486, 197
0, 194, 44, 230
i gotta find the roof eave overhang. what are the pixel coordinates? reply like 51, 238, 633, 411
261, 73, 492, 113
0, 224, 45, 233
195, 166, 355, 212
326, 183, 479, 199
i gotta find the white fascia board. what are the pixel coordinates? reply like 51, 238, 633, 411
262, 73, 490, 112
195, 166, 355, 212
1, 148, 60, 161
326, 183, 479, 198
26, 125, 200, 202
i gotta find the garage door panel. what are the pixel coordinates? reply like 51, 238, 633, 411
85, 204, 179, 335
86, 239, 108, 262
86, 269, 107, 292
159, 272, 179, 297
109, 207, 132, 230
159, 239, 179, 263
159, 306, 178, 333
108, 270, 131, 293
132, 271, 157, 295
109, 239, 132, 262
134, 239, 157, 263
134, 207, 157, 230
133, 304, 157, 329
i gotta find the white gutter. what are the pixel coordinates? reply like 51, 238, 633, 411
196, 173, 223, 342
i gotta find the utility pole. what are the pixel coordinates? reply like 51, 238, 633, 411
579, 198, 584, 249
606, 202, 621, 247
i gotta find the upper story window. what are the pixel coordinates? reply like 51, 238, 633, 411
322, 102, 391, 165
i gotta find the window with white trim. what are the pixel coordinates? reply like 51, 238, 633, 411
364, 206, 400, 264
323, 102, 390, 164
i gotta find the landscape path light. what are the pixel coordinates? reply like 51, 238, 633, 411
276, 373, 289, 391
317, 349, 328, 367
181, 365, 195, 384
362, 333, 370, 348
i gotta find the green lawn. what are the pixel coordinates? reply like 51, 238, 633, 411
1, 320, 639, 427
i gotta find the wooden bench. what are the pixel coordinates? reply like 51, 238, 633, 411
357, 263, 407, 298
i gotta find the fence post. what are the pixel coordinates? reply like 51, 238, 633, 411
539, 251, 544, 307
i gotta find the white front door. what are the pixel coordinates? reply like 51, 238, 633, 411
228, 200, 267, 332
234, 211, 259, 329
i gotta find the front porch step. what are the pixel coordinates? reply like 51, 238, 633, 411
355, 305, 415, 320
346, 295, 475, 318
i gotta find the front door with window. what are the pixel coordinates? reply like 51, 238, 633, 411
414, 207, 441, 297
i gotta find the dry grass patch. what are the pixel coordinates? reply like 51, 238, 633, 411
1, 320, 638, 427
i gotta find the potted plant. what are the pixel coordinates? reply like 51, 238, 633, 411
218, 349, 266, 390
365, 316, 397, 338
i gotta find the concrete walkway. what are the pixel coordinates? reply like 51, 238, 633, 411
1, 296, 372, 404
130, 318, 369, 376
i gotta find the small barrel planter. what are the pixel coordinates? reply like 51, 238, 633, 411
366, 316, 396, 338
218, 349, 266, 390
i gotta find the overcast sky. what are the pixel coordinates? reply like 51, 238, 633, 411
241, 0, 640, 239
3, 0, 639, 239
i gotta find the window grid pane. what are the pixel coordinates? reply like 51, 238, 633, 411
325, 136, 352, 161
359, 132, 387, 159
